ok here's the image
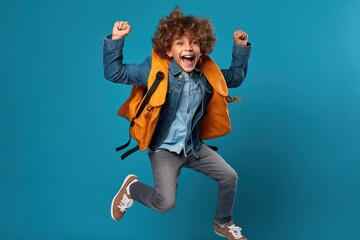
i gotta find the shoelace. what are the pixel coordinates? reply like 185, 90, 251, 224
117, 194, 133, 212
228, 224, 243, 239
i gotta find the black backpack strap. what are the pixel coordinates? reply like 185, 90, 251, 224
132, 71, 164, 123
116, 71, 165, 159
121, 145, 140, 160
115, 129, 132, 152
206, 144, 219, 152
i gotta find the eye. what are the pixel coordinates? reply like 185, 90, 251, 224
192, 40, 200, 45
175, 41, 184, 46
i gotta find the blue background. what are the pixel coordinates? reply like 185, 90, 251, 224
1, 0, 359, 239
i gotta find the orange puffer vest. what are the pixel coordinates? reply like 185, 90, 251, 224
118, 50, 236, 151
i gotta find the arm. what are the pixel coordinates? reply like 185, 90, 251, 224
221, 30, 252, 88
103, 21, 150, 85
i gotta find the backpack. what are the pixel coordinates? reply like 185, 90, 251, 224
116, 50, 239, 160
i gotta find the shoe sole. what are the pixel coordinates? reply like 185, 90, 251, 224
215, 230, 246, 240
110, 174, 137, 221
214, 230, 226, 238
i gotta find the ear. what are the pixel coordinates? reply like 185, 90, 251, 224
166, 49, 173, 58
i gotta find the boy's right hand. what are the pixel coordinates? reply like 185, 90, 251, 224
112, 21, 131, 40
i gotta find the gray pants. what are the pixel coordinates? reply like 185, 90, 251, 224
130, 143, 238, 224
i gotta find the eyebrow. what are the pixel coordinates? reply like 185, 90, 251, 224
173, 37, 197, 42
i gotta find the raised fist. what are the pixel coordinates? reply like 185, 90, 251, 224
234, 30, 248, 46
112, 21, 132, 40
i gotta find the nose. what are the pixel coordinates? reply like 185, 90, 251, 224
184, 42, 193, 51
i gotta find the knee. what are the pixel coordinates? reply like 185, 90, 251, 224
220, 168, 238, 187
154, 195, 176, 213
156, 200, 176, 213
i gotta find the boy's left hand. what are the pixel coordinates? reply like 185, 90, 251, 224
234, 30, 248, 46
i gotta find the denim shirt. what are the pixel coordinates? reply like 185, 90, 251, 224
103, 35, 252, 158
159, 69, 203, 156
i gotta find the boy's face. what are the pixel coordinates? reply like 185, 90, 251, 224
166, 34, 202, 73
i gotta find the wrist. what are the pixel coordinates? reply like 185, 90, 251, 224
111, 35, 124, 40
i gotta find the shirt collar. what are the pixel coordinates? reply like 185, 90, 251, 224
169, 59, 203, 78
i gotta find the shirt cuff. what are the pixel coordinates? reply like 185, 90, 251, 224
233, 42, 252, 56
103, 35, 124, 49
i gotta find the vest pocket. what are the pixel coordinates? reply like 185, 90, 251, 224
130, 106, 161, 150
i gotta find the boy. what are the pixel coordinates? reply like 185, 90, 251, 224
103, 7, 251, 240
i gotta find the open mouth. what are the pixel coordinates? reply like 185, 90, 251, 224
181, 55, 195, 65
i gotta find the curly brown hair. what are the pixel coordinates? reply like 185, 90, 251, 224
152, 6, 216, 59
